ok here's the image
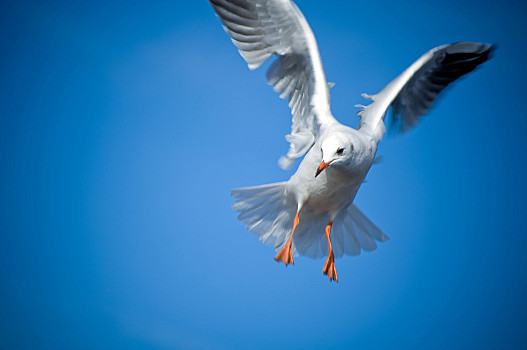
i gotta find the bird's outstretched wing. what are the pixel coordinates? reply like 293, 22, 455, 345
209, 0, 336, 169
356, 42, 494, 141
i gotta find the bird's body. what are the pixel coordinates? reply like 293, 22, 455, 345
209, 0, 494, 281
288, 126, 375, 218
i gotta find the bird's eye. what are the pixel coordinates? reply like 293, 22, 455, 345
336, 148, 344, 155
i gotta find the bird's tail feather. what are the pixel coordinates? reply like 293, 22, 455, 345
231, 183, 389, 259
292, 204, 389, 259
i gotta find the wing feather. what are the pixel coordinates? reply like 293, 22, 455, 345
357, 42, 494, 140
210, 0, 336, 169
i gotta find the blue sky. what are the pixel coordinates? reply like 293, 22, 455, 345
1, 0, 527, 349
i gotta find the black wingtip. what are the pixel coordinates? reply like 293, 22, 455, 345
487, 43, 498, 59
446, 41, 496, 59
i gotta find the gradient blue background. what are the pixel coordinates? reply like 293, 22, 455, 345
1, 0, 526, 349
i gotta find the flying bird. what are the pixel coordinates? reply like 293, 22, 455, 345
209, 0, 494, 282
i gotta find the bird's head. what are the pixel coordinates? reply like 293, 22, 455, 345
316, 133, 355, 178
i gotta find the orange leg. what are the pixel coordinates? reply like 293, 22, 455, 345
322, 221, 338, 282
274, 211, 300, 266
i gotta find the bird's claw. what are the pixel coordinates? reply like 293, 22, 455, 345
274, 240, 294, 266
323, 252, 338, 282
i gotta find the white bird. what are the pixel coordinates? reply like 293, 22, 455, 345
209, 0, 494, 281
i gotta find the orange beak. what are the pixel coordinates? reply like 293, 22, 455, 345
315, 160, 332, 178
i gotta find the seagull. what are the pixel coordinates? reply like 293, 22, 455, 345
209, 0, 494, 282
